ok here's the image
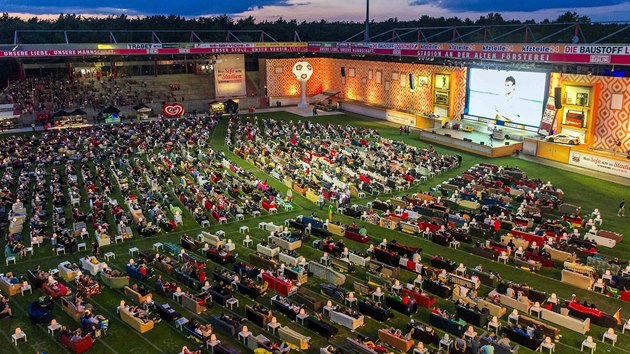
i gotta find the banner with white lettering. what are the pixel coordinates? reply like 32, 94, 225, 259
214, 54, 246, 98
538, 96, 557, 136
569, 151, 630, 178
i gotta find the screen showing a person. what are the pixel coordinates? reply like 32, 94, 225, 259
466, 67, 548, 129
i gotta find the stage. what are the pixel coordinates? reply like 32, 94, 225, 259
419, 128, 524, 157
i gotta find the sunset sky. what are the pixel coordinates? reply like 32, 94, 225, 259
1, 0, 629, 22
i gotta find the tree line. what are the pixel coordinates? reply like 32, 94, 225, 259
2, 11, 629, 44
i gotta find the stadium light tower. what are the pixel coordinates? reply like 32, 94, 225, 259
365, 0, 370, 42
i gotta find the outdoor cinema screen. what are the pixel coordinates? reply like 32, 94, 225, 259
465, 67, 549, 130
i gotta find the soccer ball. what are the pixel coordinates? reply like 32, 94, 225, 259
292, 61, 313, 82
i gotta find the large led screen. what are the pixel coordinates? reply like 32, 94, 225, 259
465, 67, 549, 130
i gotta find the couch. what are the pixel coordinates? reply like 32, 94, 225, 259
309, 262, 346, 286
58, 261, 82, 282
518, 315, 560, 340
209, 314, 243, 336
429, 313, 464, 336
28, 301, 53, 324
278, 325, 311, 350
124, 286, 151, 305
346, 337, 379, 354
401, 288, 436, 308
540, 308, 590, 334
119, 306, 154, 333
182, 294, 207, 314
61, 297, 89, 323
423, 280, 452, 299
154, 259, 176, 275
270, 235, 302, 251
80, 257, 108, 276
477, 298, 506, 318
502, 327, 540, 350
561, 270, 594, 290
126, 264, 154, 281
499, 294, 531, 313
257, 243, 280, 257
100, 273, 130, 289
208, 285, 233, 306
305, 316, 339, 337
294, 288, 325, 310
378, 329, 414, 353
480, 332, 520, 354
456, 305, 489, 327
385, 295, 417, 316
407, 323, 438, 345
358, 300, 392, 321
214, 344, 241, 354
58, 334, 93, 354
198, 231, 225, 247
326, 223, 346, 236
349, 252, 370, 267
246, 305, 273, 327
175, 269, 202, 290
329, 308, 364, 330
43, 281, 72, 299
546, 247, 577, 262
262, 273, 296, 296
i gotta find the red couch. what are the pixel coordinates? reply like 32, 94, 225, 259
262, 273, 295, 296
261, 200, 277, 211
402, 288, 437, 308
510, 230, 546, 246
345, 229, 370, 243
43, 282, 72, 300
59, 334, 93, 354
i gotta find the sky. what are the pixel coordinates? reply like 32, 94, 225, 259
1, 0, 629, 23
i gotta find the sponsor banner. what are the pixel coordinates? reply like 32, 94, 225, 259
214, 54, 246, 98
162, 103, 185, 117
384, 110, 416, 126
538, 96, 557, 136
569, 150, 630, 178
126, 43, 162, 49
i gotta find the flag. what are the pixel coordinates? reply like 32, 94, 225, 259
614, 308, 622, 325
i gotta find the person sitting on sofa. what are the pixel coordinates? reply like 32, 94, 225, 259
81, 310, 106, 333
3, 272, 21, 284
359, 335, 388, 353
0, 296, 14, 317
131, 284, 150, 297
497, 333, 511, 347
128, 305, 161, 323
154, 253, 178, 268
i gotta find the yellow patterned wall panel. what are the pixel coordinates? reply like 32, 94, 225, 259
266, 58, 467, 118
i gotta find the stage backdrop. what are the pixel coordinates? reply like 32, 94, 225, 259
264, 58, 467, 119
550, 73, 630, 152
214, 54, 246, 98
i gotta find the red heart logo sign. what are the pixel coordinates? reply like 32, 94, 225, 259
162, 103, 185, 117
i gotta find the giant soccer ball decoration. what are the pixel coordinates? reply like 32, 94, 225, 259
292, 62, 313, 82
292, 61, 313, 108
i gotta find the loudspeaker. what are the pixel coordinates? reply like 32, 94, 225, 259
341, 67, 346, 77
554, 87, 562, 109
463, 138, 472, 142
505, 142, 510, 146
480, 142, 485, 145
444, 133, 451, 137
409, 74, 415, 89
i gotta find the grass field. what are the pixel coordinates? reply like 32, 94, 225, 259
0, 111, 629, 354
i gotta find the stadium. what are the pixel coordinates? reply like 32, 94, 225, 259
0, 10, 629, 354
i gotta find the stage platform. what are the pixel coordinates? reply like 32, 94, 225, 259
419, 128, 523, 157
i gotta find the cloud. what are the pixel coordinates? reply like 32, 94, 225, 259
409, 0, 628, 13
0, 0, 292, 17
2, 0, 630, 24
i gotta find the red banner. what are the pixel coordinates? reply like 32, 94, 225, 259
162, 103, 185, 117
